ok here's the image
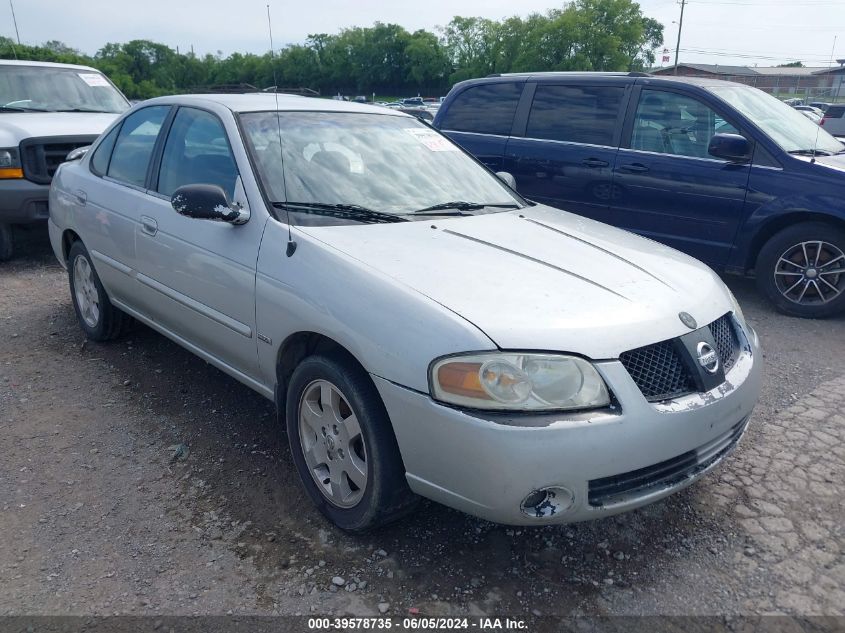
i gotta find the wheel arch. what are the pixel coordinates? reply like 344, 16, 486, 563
61, 228, 83, 264
747, 211, 845, 272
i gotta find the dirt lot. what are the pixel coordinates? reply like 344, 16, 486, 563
2, 228, 844, 617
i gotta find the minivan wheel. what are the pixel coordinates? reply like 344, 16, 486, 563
285, 353, 417, 532
756, 222, 845, 318
68, 241, 129, 340
0, 224, 12, 262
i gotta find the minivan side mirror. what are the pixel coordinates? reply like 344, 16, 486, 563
171, 184, 249, 225
496, 171, 517, 189
708, 133, 752, 163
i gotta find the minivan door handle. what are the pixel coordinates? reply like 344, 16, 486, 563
140, 216, 158, 236
618, 163, 650, 174
582, 158, 609, 168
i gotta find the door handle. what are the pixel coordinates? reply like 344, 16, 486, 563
582, 158, 609, 168
73, 190, 87, 206
618, 163, 650, 174
140, 216, 158, 236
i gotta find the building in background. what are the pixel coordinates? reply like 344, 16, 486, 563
652, 63, 845, 102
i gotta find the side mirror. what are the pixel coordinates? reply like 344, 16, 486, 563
65, 146, 90, 161
708, 133, 751, 163
171, 184, 249, 225
495, 171, 517, 189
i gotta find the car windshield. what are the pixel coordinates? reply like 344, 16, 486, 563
709, 85, 844, 155
239, 111, 521, 218
0, 65, 129, 113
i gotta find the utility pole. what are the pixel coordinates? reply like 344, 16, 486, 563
9, 0, 21, 45
674, 0, 686, 76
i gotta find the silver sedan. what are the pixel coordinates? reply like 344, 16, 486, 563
48, 94, 762, 530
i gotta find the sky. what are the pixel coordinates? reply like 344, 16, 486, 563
3, 0, 845, 69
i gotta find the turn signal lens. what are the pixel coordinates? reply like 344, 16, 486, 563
431, 353, 610, 411
0, 167, 23, 179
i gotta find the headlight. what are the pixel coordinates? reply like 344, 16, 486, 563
727, 287, 745, 325
430, 353, 610, 411
0, 148, 23, 179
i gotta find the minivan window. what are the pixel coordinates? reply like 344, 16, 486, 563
631, 90, 738, 158
158, 108, 238, 199
439, 82, 522, 136
106, 106, 169, 188
526, 85, 624, 146
709, 85, 843, 155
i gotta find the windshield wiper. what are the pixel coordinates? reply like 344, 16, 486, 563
788, 149, 833, 157
53, 108, 115, 113
0, 105, 49, 112
271, 201, 407, 224
411, 201, 521, 215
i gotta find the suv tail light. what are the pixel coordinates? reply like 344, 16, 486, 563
820, 117, 827, 126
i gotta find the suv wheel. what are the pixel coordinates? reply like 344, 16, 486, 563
285, 352, 417, 531
0, 224, 12, 262
756, 222, 845, 318
68, 241, 129, 340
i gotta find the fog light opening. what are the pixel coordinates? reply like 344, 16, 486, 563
520, 486, 575, 519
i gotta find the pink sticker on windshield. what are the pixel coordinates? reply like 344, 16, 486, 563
405, 128, 458, 151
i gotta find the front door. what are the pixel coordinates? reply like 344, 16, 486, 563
132, 106, 264, 381
504, 82, 627, 224
611, 87, 751, 266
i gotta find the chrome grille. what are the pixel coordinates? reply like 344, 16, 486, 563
619, 339, 695, 402
708, 314, 741, 373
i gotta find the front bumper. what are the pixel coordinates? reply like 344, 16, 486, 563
0, 179, 50, 224
375, 324, 762, 525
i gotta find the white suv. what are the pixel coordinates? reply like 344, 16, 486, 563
0, 60, 129, 260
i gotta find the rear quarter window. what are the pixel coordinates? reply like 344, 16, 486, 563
826, 105, 845, 118
439, 82, 522, 136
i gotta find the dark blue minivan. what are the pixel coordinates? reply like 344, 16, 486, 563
433, 72, 845, 318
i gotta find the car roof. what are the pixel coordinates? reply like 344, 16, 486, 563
463, 71, 757, 90
140, 93, 412, 116
0, 59, 100, 72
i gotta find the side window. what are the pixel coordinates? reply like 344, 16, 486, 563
631, 90, 739, 158
107, 106, 169, 187
157, 107, 238, 200
90, 124, 120, 175
439, 82, 522, 136
526, 85, 624, 146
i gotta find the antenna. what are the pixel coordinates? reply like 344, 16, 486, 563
267, 4, 296, 256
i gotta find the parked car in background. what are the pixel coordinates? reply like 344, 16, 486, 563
809, 101, 832, 113
794, 105, 824, 118
48, 94, 760, 531
797, 109, 822, 124
821, 104, 845, 138
395, 106, 434, 121
434, 72, 845, 318
0, 60, 129, 260
783, 98, 804, 106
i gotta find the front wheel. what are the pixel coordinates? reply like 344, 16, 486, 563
285, 352, 417, 532
756, 222, 845, 318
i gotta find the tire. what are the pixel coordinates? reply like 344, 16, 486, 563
0, 224, 12, 262
285, 352, 417, 532
756, 221, 845, 318
68, 241, 129, 341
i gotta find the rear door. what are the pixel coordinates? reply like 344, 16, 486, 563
610, 86, 751, 266
436, 81, 525, 172
503, 80, 628, 224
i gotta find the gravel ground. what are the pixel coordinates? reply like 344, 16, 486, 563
1, 228, 844, 617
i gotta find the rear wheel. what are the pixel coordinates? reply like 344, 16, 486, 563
756, 222, 845, 318
68, 241, 129, 340
0, 224, 12, 261
285, 352, 417, 532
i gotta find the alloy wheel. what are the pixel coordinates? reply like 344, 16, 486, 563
774, 240, 844, 305
73, 255, 100, 328
298, 379, 368, 508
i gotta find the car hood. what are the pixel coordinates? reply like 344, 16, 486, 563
0, 112, 119, 146
298, 205, 735, 359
